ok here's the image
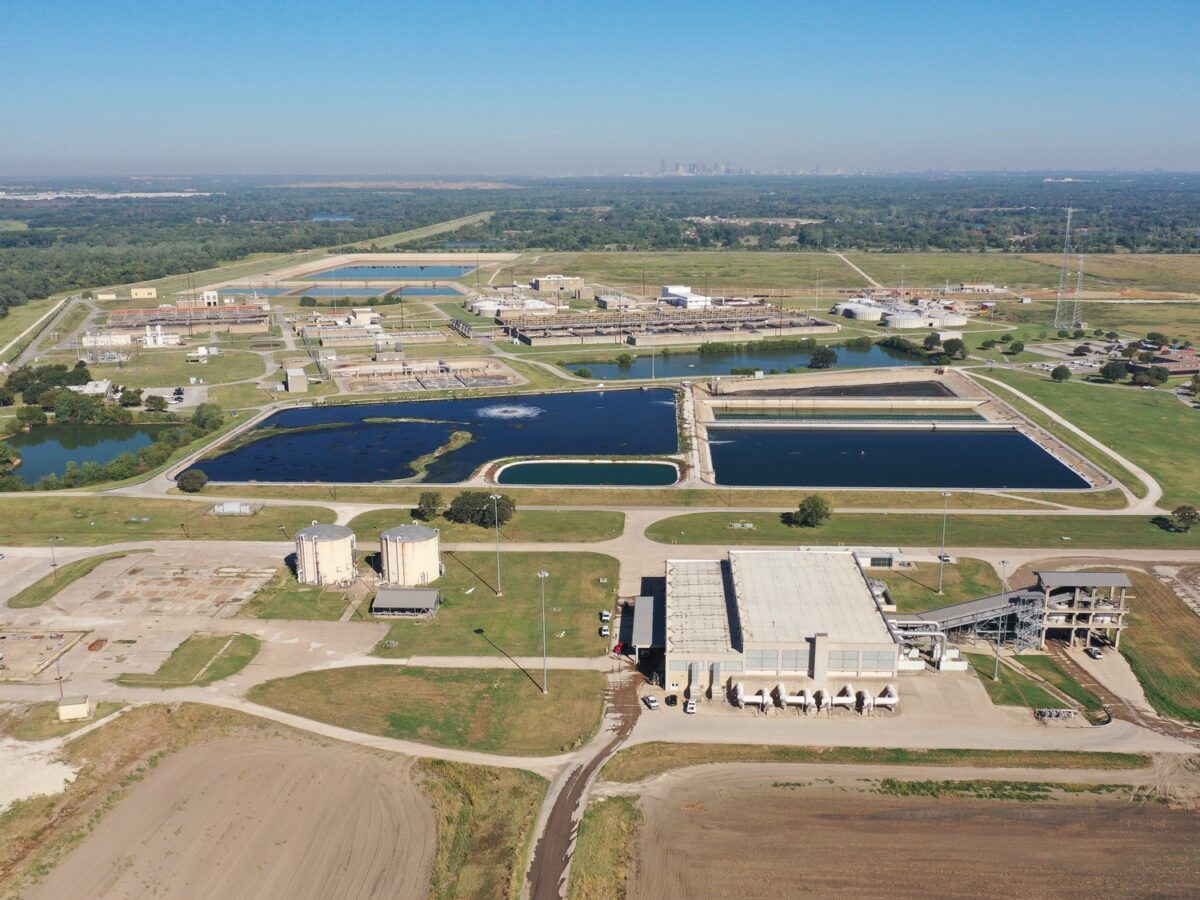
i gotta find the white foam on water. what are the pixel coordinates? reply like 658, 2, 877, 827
476, 404, 544, 420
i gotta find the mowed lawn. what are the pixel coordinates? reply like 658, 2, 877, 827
0, 496, 335, 545
644, 511, 1200, 550
117, 633, 259, 688
237, 570, 351, 620
533, 251, 867, 291
87, 348, 267, 388
843, 252, 1062, 289
1118, 569, 1200, 722
247, 666, 605, 755
965, 653, 1068, 710
348, 508, 625, 543
1019, 253, 1200, 294
372, 550, 618, 657
883, 558, 1002, 614
985, 369, 1200, 508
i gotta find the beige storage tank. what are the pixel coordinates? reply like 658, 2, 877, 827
295, 523, 357, 586
380, 524, 441, 586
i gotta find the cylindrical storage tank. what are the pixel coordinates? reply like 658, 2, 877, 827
885, 313, 925, 329
847, 304, 883, 321
380, 524, 441, 586
295, 523, 357, 586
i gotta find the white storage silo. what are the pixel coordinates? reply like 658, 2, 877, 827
380, 524, 441, 586
295, 523, 357, 586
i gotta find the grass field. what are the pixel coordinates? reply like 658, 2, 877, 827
599, 742, 1149, 784
5, 550, 147, 609
205, 381, 279, 408
417, 757, 546, 900
999, 299, 1200, 344
1118, 569, 1200, 722
87, 347, 267, 389
1019, 254, 1200, 294
29, 301, 91, 355
372, 550, 618, 657
0, 496, 335, 545
347, 508, 625, 543
568, 796, 641, 900
644, 510, 1200, 549
247, 666, 605, 755
349, 211, 495, 250
965, 652, 1068, 710
843, 252, 1062, 289
0, 296, 63, 360
1014, 654, 1105, 716
236, 569, 351, 620
984, 369, 1200, 508
0, 701, 125, 741
117, 633, 260, 688
883, 558, 1002, 614
531, 251, 867, 293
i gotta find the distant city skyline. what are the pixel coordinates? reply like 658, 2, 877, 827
2, 0, 1197, 176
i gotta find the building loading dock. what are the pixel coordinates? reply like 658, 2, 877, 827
660, 549, 899, 702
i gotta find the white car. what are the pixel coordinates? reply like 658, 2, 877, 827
599, 625, 610, 638
1085, 646, 1104, 660
599, 610, 612, 623
683, 699, 697, 714
643, 695, 660, 710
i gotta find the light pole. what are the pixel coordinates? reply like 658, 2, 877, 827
49, 536, 62, 582
994, 559, 1009, 681
536, 570, 550, 694
489, 494, 504, 596
937, 491, 951, 594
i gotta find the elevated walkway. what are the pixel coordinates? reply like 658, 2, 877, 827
889, 588, 1041, 631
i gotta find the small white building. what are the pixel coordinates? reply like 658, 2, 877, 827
285, 368, 308, 393
67, 380, 116, 400
131, 287, 158, 300
660, 285, 713, 309
57, 696, 92, 722
81, 331, 133, 349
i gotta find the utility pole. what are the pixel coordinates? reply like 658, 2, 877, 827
489, 494, 504, 596
937, 491, 951, 594
537, 570, 550, 694
994, 559, 1009, 681
49, 536, 61, 581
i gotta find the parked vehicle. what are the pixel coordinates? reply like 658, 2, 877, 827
684, 699, 697, 714
599, 625, 610, 638
665, 694, 678, 707
599, 609, 612, 622
643, 695, 660, 710
1085, 646, 1104, 660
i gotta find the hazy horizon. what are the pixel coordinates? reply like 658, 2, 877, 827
3, 0, 1197, 176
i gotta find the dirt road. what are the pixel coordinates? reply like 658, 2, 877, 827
26, 737, 435, 900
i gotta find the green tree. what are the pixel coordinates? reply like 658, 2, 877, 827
416, 491, 442, 521
177, 469, 209, 493
144, 394, 168, 412
614, 352, 635, 366
999, 334, 1013, 343
922, 333, 941, 351
1072, 345, 1091, 356
190, 403, 224, 431
1099, 360, 1129, 383
793, 494, 831, 528
809, 346, 838, 369
1051, 365, 1072, 383
1148, 366, 1171, 385
119, 387, 143, 407
942, 338, 965, 359
445, 491, 515, 528
0, 442, 18, 473
573, 367, 593, 379
16, 405, 47, 428
1147, 331, 1168, 346
299, 296, 318, 307
1007, 341, 1025, 354
1173, 505, 1199, 532
979, 339, 997, 350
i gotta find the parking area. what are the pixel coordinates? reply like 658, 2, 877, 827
141, 384, 210, 408
0, 630, 86, 681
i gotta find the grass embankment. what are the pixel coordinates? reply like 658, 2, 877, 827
348, 508, 625, 543
1014, 654, 1105, 717
0, 497, 335, 545
884, 558, 1001, 614
117, 633, 260, 688
201, 481, 1106, 511
0, 701, 125, 741
870, 778, 1126, 802
568, 796, 642, 900
236, 570, 351, 620
0, 704, 275, 893
644, 511, 1200, 549
417, 758, 545, 900
1118, 569, 1200, 722
600, 743, 1150, 784
372, 550, 618, 657
0, 296, 63, 362
844, 252, 1063, 289
247, 666, 605, 756
407, 430, 473, 479
6, 551, 147, 609
985, 368, 1200, 508
965, 652, 1068, 710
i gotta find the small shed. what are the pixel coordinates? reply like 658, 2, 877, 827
57, 696, 92, 722
286, 368, 308, 393
371, 588, 441, 617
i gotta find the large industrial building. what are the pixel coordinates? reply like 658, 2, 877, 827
653, 549, 899, 701
294, 524, 357, 586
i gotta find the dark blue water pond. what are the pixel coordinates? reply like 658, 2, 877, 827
708, 428, 1089, 489
567, 344, 918, 380
303, 265, 476, 280
497, 461, 678, 486
192, 389, 678, 483
7, 425, 161, 484
296, 287, 391, 297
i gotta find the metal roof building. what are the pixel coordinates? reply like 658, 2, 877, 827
371, 588, 441, 617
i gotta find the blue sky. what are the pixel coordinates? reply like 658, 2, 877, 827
2, 0, 1197, 175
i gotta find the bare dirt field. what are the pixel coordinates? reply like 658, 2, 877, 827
26, 736, 435, 900
629, 765, 1200, 899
